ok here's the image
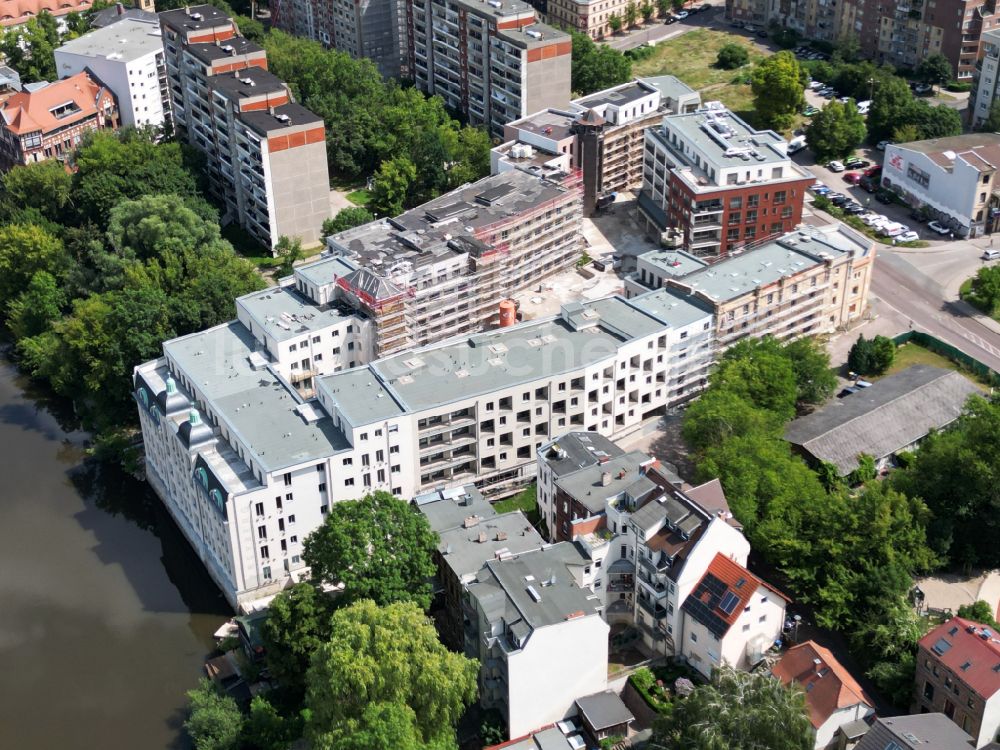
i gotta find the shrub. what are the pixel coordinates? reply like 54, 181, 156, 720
716, 43, 750, 70
945, 81, 971, 92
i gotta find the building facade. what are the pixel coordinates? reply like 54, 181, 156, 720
493, 76, 701, 213
881, 133, 1000, 237
0, 0, 92, 30
54, 19, 171, 131
0, 72, 119, 168
273, 0, 405, 78
405, 0, 571, 137
543, 0, 655, 40
638, 104, 815, 259
915, 617, 1000, 747
159, 5, 331, 250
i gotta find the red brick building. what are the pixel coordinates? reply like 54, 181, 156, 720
0, 71, 118, 169
637, 106, 814, 260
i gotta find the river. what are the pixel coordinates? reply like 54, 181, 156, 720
0, 354, 230, 749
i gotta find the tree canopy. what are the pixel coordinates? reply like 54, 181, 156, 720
651, 667, 813, 750
806, 99, 868, 161
916, 54, 953, 88
847, 334, 895, 376
185, 679, 244, 750
305, 599, 478, 749
261, 582, 335, 696
322, 207, 374, 238
716, 43, 750, 70
570, 31, 632, 95
303, 491, 439, 609
751, 51, 808, 130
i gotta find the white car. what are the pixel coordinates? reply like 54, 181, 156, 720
876, 140, 890, 151
676, 10, 689, 18
893, 231, 920, 244
928, 220, 951, 235
982, 249, 1000, 260
856, 102, 870, 115
861, 213, 887, 226
809, 80, 824, 90
880, 222, 910, 237
827, 160, 845, 172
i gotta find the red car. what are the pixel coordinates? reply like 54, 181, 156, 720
843, 172, 863, 184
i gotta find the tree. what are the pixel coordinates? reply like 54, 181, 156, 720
323, 207, 375, 238
640, 2, 654, 22
714, 337, 799, 421
847, 334, 875, 375
0, 11, 59, 82
957, 600, 1000, 629
868, 74, 916, 143
849, 453, 878, 485
916, 53, 953, 90
751, 51, 808, 130
625, 1, 638, 26
891, 123, 920, 144
964, 265, 1000, 317
2, 161, 73, 221
671, 0, 685, 10
805, 99, 867, 161
716, 43, 750, 70
6, 270, 64, 340
656, 0, 670, 17
184, 679, 244, 750
651, 667, 813, 750
0, 223, 68, 305
911, 101, 962, 139
783, 336, 837, 406
275, 235, 304, 277
608, 12, 623, 33
892, 394, 1000, 568
369, 156, 416, 217
870, 335, 895, 374
305, 600, 479, 748
303, 491, 439, 609
234, 14, 266, 42
570, 32, 631, 94
244, 695, 304, 750
682, 388, 783, 454
978, 100, 1000, 132
261, 582, 335, 694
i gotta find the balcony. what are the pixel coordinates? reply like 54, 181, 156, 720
637, 596, 668, 620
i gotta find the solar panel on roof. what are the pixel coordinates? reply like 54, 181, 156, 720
719, 591, 739, 616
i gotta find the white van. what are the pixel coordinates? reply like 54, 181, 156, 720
983, 248, 1000, 261
787, 135, 807, 154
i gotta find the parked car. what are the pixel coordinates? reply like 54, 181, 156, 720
808, 81, 824, 90
876, 140, 890, 151
875, 189, 894, 204
843, 157, 870, 169
802, 105, 819, 116
698, 3, 712, 11
743, 23, 755, 31
829, 193, 849, 205
756, 28, 768, 37
827, 160, 845, 172
928, 220, 951, 235
893, 231, 921, 244
843, 171, 863, 184
914, 82, 933, 95
665, 15, 677, 23
982, 249, 1000, 260
862, 213, 888, 227
810, 180, 827, 192
844, 203, 867, 215
838, 386, 860, 398
821, 89, 836, 98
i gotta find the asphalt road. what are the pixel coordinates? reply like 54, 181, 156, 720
602, 1, 727, 51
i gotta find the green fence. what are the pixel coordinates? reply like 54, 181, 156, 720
891, 330, 1000, 387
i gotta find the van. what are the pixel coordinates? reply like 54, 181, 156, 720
787, 135, 807, 154
983, 249, 1000, 261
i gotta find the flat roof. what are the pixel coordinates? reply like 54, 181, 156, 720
209, 66, 286, 100
667, 225, 870, 304
320, 366, 407, 425
635, 75, 699, 104
160, 4, 233, 32
319, 296, 666, 419
413, 484, 495, 532
555, 451, 655, 514
55, 19, 162, 62
639, 249, 708, 278
438, 511, 545, 582
295, 255, 359, 288
499, 22, 567, 47
163, 322, 351, 473
508, 108, 575, 141
239, 102, 323, 136
184, 36, 264, 65
575, 81, 655, 111
236, 284, 357, 343
661, 106, 789, 172
626, 286, 713, 328
893, 132, 1000, 173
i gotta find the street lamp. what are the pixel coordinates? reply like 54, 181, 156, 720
793, 614, 802, 643
868, 77, 879, 102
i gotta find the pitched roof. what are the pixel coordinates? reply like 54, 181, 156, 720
772, 641, 873, 729
0, 71, 110, 135
681, 553, 787, 638
919, 617, 1000, 699
0, 0, 91, 27
784, 365, 981, 475
574, 691, 634, 731
855, 714, 975, 750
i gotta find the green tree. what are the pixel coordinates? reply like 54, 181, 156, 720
315, 701, 438, 750
870, 335, 895, 374
847, 334, 875, 375
234, 14, 266, 42
957, 600, 1000, 629
783, 336, 837, 405
849, 453, 878, 485
682, 388, 783, 454
714, 337, 799, 420
751, 51, 807, 129
805, 99, 868, 161
261, 582, 335, 695
868, 74, 915, 143
275, 235, 304, 277
570, 31, 631, 94
0, 11, 59, 82
671, 0, 685, 10
303, 491, 439, 609
916, 53, 953, 90
1, 161, 73, 221
244, 695, 304, 750
323, 207, 375, 238
892, 394, 1000, 568
651, 667, 813, 750
641, 2, 654, 22
305, 600, 478, 748
608, 12, 623, 33
977, 100, 1000, 132
625, 1, 638, 26
716, 43, 750, 70
184, 679, 244, 750
912, 101, 962, 139
369, 156, 416, 217
0, 223, 68, 305
6, 270, 64, 340
867, 650, 916, 708
964, 265, 1000, 317
656, 0, 670, 17
892, 123, 920, 144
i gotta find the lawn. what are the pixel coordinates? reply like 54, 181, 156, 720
346, 189, 371, 207
884, 343, 990, 389
630, 29, 767, 118
493, 483, 540, 526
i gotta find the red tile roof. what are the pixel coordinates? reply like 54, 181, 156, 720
0, 0, 92, 27
772, 641, 873, 729
0, 72, 109, 135
681, 553, 788, 638
919, 617, 1000, 699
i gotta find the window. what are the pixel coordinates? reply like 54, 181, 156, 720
257, 525, 267, 539
255, 502, 265, 517
362, 454, 370, 467
285, 493, 293, 503
376, 449, 384, 462
262, 565, 271, 579
260, 545, 269, 559
360, 432, 368, 440
345, 477, 355, 486
363, 473, 372, 487
690, 632, 698, 642
283, 473, 292, 486
343, 457, 353, 466
318, 482, 327, 492
759, 614, 767, 623
729, 196, 742, 209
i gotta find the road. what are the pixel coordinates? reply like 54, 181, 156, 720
602, 2, 725, 51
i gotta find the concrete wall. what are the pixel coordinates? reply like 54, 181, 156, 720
265, 138, 331, 247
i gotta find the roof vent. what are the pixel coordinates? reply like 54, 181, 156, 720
527, 585, 542, 602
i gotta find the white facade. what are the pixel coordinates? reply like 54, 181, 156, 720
972, 29, 1000, 129
54, 20, 168, 130
814, 705, 873, 750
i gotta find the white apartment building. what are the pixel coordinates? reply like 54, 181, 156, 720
54, 19, 170, 130
972, 28, 1000, 129
406, 0, 571, 136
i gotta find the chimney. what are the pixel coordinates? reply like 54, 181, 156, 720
601, 471, 611, 486
116, 2, 124, 15
268, 105, 276, 116
495, 531, 508, 542
463, 516, 479, 528
477, 531, 487, 543
618, 469, 626, 480
813, 658, 823, 675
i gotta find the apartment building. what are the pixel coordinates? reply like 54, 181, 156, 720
405, 0, 571, 137
493, 76, 701, 214
466, 543, 609, 739
882, 134, 1000, 237
0, 72, 119, 169
54, 19, 170, 131
543, 0, 649, 39
627, 223, 876, 346
638, 104, 814, 259
325, 169, 584, 355
0, 0, 92, 31
915, 617, 1000, 747
273, 0, 404, 78
159, 5, 331, 250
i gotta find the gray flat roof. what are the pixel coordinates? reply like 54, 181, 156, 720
626, 286, 713, 328
499, 22, 567, 47
163, 322, 350, 472
413, 484, 494, 532
555, 451, 655, 514
575, 691, 634, 731
667, 225, 870, 304
540, 431, 626, 478
784, 365, 982, 475
239, 101, 323, 136
508, 108, 575, 141
661, 107, 789, 171
319, 296, 666, 419
160, 4, 233, 32
55, 19, 162, 62
438, 511, 545, 581
857, 714, 975, 750
638, 249, 708, 278
636, 75, 699, 105
295, 255, 360, 288
185, 36, 263, 65
209, 66, 286, 100
236, 285, 357, 343
575, 81, 653, 110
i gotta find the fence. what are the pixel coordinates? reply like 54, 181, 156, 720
891, 330, 1000, 387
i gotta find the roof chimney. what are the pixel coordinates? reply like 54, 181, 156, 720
601, 471, 611, 486
477, 531, 487, 543
813, 658, 823, 674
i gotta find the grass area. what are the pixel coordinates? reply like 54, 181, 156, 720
346, 189, 371, 207
631, 29, 766, 117
493, 483, 539, 525
222, 223, 279, 270
882, 343, 990, 390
